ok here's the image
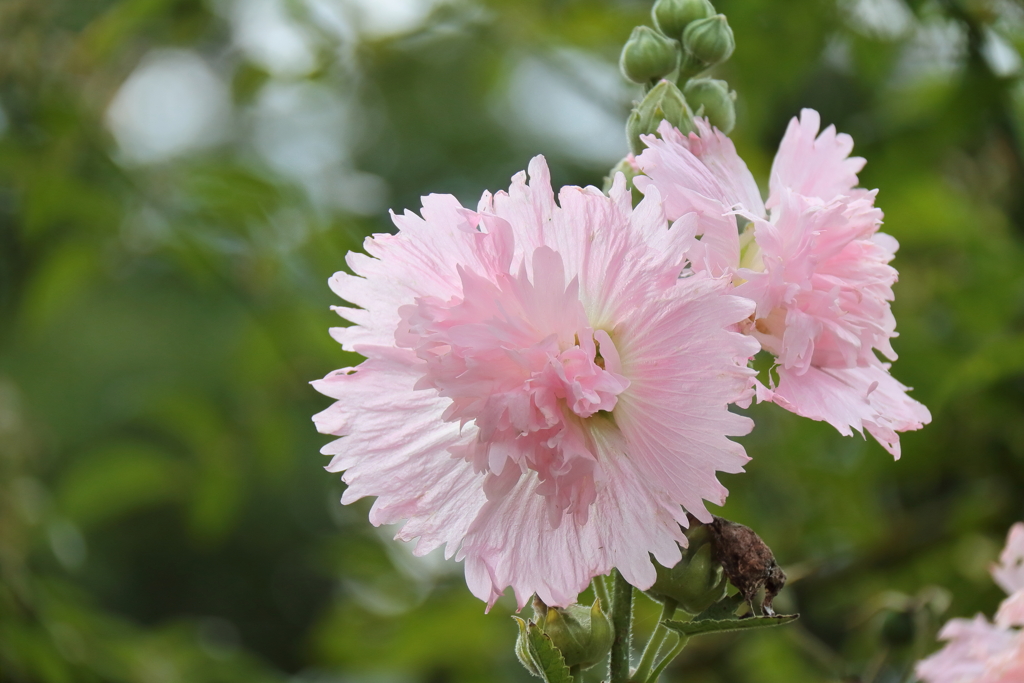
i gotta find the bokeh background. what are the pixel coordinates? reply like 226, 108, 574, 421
3, 0, 1024, 681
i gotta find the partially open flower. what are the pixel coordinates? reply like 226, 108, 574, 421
313, 157, 759, 608
634, 110, 930, 458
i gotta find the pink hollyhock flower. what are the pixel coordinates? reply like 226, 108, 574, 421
312, 157, 759, 609
916, 524, 1024, 683
916, 617, 1024, 683
634, 109, 930, 458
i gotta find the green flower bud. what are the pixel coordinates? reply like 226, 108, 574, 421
625, 79, 695, 155
520, 598, 614, 671
652, 0, 715, 41
620, 26, 680, 84
681, 14, 735, 74
646, 524, 729, 614
683, 77, 736, 133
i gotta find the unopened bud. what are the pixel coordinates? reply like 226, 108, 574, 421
626, 79, 695, 155
652, 0, 715, 41
681, 14, 735, 75
620, 26, 680, 84
683, 77, 736, 133
646, 524, 728, 614
538, 599, 614, 670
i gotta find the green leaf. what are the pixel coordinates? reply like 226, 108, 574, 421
663, 614, 799, 637
692, 593, 745, 622
515, 618, 576, 683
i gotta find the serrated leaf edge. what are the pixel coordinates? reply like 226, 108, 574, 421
663, 613, 799, 636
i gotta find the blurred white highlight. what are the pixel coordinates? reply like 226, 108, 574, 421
982, 28, 1023, 77
232, 0, 318, 77
499, 50, 630, 166
841, 0, 915, 40
106, 50, 231, 165
251, 81, 387, 214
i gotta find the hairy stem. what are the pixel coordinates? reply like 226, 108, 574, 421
647, 634, 689, 683
631, 599, 678, 683
609, 569, 633, 683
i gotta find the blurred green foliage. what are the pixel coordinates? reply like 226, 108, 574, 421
2, 0, 1024, 681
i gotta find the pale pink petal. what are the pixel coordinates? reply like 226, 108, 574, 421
916, 616, 1022, 683
312, 351, 486, 559
633, 123, 745, 277
460, 423, 688, 609
982, 638, 1024, 683
996, 591, 1024, 628
767, 108, 867, 209
678, 118, 765, 217
330, 193, 515, 351
766, 361, 931, 459
614, 275, 758, 522
993, 523, 1024, 595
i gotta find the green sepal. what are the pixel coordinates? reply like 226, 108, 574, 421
663, 613, 799, 637
513, 617, 576, 683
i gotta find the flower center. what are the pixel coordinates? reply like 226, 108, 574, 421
395, 246, 629, 523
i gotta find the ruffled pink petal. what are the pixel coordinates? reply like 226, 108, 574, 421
996, 591, 1024, 629
763, 361, 931, 459
460, 422, 687, 609
735, 189, 892, 371
916, 616, 1023, 683
767, 108, 868, 209
993, 523, 1024, 595
649, 119, 765, 217
330, 193, 515, 351
632, 123, 748, 277
491, 166, 694, 328
613, 275, 758, 522
982, 639, 1024, 683
312, 350, 486, 559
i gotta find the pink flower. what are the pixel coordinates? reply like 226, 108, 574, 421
916, 524, 1024, 683
916, 617, 1024, 683
634, 109, 930, 458
313, 157, 759, 609
993, 523, 1024, 597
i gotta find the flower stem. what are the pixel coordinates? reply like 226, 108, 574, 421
647, 634, 689, 683
609, 569, 633, 683
630, 598, 677, 683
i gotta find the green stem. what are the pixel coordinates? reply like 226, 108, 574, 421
609, 569, 633, 683
647, 635, 689, 683
630, 599, 677, 683
594, 574, 610, 607
569, 664, 581, 680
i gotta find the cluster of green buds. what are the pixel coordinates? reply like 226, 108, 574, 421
619, 0, 738, 155
515, 596, 614, 677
